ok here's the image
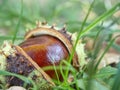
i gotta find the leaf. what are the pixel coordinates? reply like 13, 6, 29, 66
76, 79, 86, 90
95, 66, 118, 78
89, 79, 110, 90
111, 63, 120, 90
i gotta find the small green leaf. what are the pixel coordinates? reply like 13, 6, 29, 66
88, 79, 110, 90
95, 66, 117, 78
76, 79, 86, 90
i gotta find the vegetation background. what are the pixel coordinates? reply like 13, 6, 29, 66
0, 0, 120, 90
0, 0, 119, 44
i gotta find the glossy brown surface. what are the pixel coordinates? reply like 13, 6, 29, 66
20, 35, 69, 78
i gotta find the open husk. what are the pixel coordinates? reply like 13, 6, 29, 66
0, 41, 54, 90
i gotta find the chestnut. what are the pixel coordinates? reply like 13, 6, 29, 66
20, 22, 78, 79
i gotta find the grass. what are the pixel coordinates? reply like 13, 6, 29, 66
0, 70, 37, 90
12, 0, 23, 43
0, 0, 120, 90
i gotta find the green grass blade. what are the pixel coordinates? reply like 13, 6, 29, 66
92, 22, 104, 48
94, 35, 120, 71
91, 22, 104, 60
0, 70, 37, 90
66, 0, 96, 77
66, 2, 119, 79
12, 0, 23, 43
53, 63, 60, 84
0, 36, 23, 40
112, 64, 120, 90
81, 3, 120, 35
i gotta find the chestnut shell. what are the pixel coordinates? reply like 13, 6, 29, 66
20, 35, 69, 78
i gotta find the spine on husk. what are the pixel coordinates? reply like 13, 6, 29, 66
0, 41, 54, 90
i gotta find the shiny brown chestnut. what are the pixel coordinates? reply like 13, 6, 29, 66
20, 22, 78, 79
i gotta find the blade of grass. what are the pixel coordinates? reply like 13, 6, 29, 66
12, 0, 23, 43
60, 61, 68, 84
94, 35, 120, 71
66, 2, 119, 79
66, 3, 119, 89
0, 70, 37, 90
53, 63, 60, 84
86, 23, 105, 76
5, 9, 35, 24
92, 22, 104, 48
111, 63, 120, 90
91, 22, 104, 60
66, 20, 117, 31
0, 84, 5, 90
81, 3, 120, 35
0, 36, 23, 40
66, 0, 96, 77
42, 65, 76, 72
82, 29, 120, 38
